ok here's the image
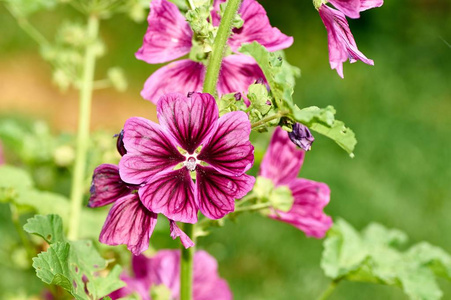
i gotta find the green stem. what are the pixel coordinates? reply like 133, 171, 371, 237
67, 14, 99, 240
317, 279, 340, 300
251, 112, 285, 129
180, 223, 195, 300
234, 203, 271, 212
10, 204, 34, 260
202, 0, 242, 95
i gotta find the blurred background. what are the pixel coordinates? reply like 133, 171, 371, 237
0, 0, 450, 299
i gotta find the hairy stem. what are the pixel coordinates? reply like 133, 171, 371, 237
317, 279, 341, 300
180, 223, 195, 300
202, 0, 242, 95
67, 14, 99, 240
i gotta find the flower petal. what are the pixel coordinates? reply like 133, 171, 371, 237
89, 164, 130, 208
328, 0, 361, 19
196, 166, 254, 219
109, 272, 150, 300
198, 111, 254, 176
259, 127, 305, 186
360, 0, 384, 11
135, 0, 192, 64
141, 59, 205, 104
169, 220, 195, 248
319, 5, 374, 78
269, 179, 333, 238
217, 55, 266, 100
228, 0, 293, 52
139, 168, 197, 223
157, 93, 218, 154
119, 117, 185, 185
99, 194, 157, 255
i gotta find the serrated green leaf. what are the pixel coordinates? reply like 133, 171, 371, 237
310, 120, 357, 156
240, 42, 299, 109
26, 215, 125, 300
23, 214, 65, 244
32, 242, 72, 291
291, 105, 336, 127
321, 219, 451, 300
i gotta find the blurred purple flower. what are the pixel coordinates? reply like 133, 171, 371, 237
110, 250, 232, 300
288, 123, 315, 151
136, 0, 292, 103
119, 92, 255, 223
327, 0, 383, 19
259, 127, 332, 238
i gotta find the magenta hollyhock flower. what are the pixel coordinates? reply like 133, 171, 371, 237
259, 127, 332, 238
119, 92, 255, 224
89, 164, 194, 254
318, 4, 374, 78
110, 250, 232, 300
136, 0, 293, 103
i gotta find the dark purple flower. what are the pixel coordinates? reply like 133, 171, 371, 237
137, 0, 292, 103
115, 130, 127, 156
259, 127, 332, 238
110, 250, 232, 300
119, 92, 255, 223
288, 123, 315, 151
89, 164, 194, 254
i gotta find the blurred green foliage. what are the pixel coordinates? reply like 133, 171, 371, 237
0, 0, 450, 299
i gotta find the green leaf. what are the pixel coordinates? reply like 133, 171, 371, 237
321, 219, 451, 300
15, 190, 70, 220
310, 120, 357, 157
0, 165, 34, 191
23, 214, 65, 244
25, 215, 125, 300
290, 105, 336, 127
240, 42, 300, 109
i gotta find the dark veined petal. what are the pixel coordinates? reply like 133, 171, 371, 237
99, 194, 158, 255
198, 111, 254, 176
259, 127, 305, 186
139, 168, 197, 224
141, 59, 205, 104
269, 178, 333, 238
196, 166, 253, 219
227, 0, 293, 52
135, 0, 192, 64
157, 93, 218, 154
217, 55, 266, 100
119, 117, 185, 185
89, 164, 130, 208
169, 220, 195, 248
319, 4, 374, 78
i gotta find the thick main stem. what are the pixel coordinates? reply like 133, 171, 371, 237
67, 14, 99, 240
180, 223, 195, 300
202, 0, 242, 95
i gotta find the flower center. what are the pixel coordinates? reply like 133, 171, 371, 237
184, 156, 197, 172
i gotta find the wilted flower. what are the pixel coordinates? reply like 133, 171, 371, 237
89, 164, 193, 255
317, 0, 383, 77
110, 250, 232, 300
288, 123, 315, 151
119, 92, 255, 223
137, 0, 293, 103
259, 127, 332, 238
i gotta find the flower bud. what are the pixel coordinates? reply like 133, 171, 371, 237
288, 123, 314, 151
116, 130, 127, 156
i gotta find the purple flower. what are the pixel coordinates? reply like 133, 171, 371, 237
137, 0, 293, 103
327, 0, 384, 19
259, 127, 332, 238
89, 164, 194, 254
318, 4, 375, 78
119, 92, 255, 223
288, 123, 315, 151
110, 250, 232, 300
